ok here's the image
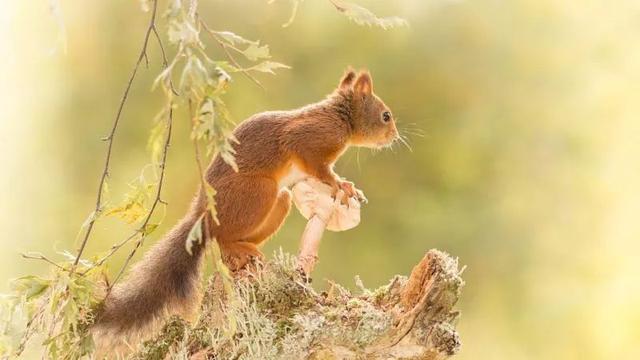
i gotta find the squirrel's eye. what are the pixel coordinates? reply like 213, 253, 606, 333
382, 111, 392, 123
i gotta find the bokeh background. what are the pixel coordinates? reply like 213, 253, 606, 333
2, 0, 640, 358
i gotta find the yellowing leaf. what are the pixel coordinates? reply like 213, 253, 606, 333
147, 118, 167, 165
105, 175, 154, 224
105, 201, 147, 224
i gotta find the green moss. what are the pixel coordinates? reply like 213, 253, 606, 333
247, 254, 316, 318
132, 316, 187, 360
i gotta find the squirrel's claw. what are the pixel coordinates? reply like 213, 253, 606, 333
355, 189, 368, 204
337, 180, 367, 205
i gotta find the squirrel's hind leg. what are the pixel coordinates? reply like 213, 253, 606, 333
218, 190, 291, 271
212, 175, 282, 271
243, 189, 292, 245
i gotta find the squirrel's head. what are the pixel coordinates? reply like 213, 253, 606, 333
336, 69, 399, 149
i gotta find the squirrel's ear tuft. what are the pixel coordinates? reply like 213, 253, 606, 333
338, 68, 357, 90
354, 71, 373, 95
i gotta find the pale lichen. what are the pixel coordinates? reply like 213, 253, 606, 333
131, 249, 464, 360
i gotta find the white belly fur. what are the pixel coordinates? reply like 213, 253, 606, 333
278, 163, 309, 189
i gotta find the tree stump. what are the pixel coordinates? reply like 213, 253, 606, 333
132, 249, 464, 360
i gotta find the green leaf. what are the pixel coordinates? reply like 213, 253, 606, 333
332, 1, 409, 30
214, 31, 271, 61
203, 182, 220, 224
147, 117, 167, 165
168, 18, 201, 45
166, 0, 183, 18
191, 98, 216, 141
180, 54, 210, 95
141, 223, 159, 236
248, 61, 291, 74
79, 210, 99, 232
214, 67, 232, 92
220, 151, 239, 173
10, 276, 50, 301
215, 61, 240, 74
241, 43, 270, 61
152, 64, 174, 91
57, 250, 94, 268
214, 31, 257, 46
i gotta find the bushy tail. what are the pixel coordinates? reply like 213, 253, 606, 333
93, 211, 205, 341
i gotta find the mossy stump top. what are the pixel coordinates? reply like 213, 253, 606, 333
133, 249, 464, 360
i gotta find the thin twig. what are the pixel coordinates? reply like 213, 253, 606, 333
86, 104, 173, 276
189, 99, 209, 186
151, 24, 180, 96
15, 305, 46, 356
199, 20, 265, 90
106, 105, 174, 290
84, 230, 137, 275
72, 0, 162, 272
21, 253, 67, 271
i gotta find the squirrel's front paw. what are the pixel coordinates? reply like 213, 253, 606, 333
337, 180, 367, 204
355, 188, 368, 204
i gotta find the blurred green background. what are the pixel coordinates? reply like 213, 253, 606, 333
2, 0, 640, 358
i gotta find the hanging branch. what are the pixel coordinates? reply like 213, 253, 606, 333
72, 0, 164, 272
85, 104, 175, 276
106, 106, 174, 289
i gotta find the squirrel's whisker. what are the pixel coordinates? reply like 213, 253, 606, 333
400, 127, 426, 138
398, 134, 413, 152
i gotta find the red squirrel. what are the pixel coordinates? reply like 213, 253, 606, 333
94, 69, 398, 337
